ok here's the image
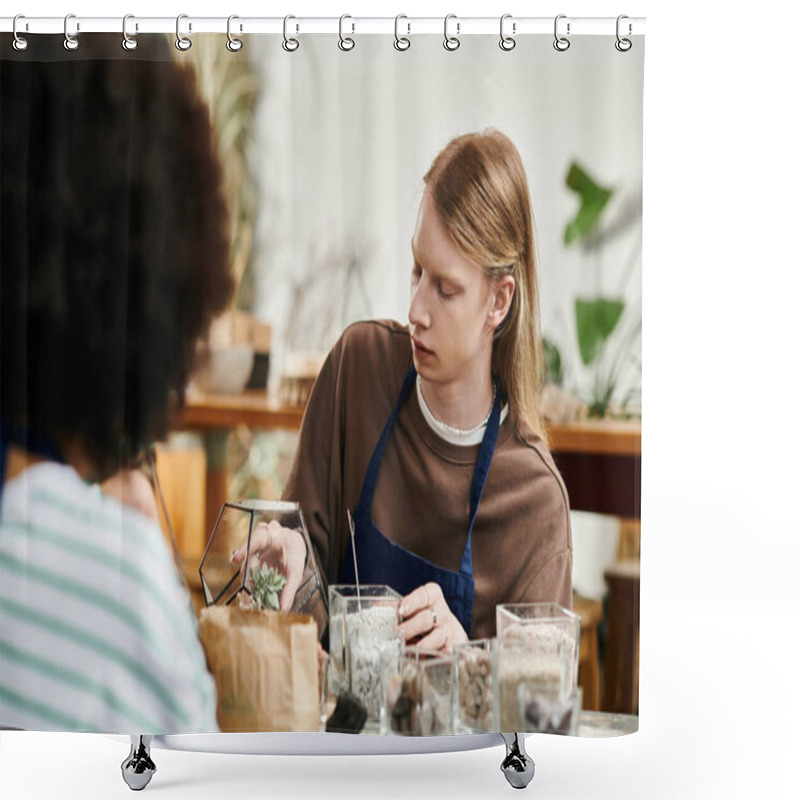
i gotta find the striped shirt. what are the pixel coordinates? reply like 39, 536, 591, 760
0, 461, 219, 734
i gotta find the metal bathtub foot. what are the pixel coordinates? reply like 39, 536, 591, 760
500, 733, 535, 789
121, 735, 156, 791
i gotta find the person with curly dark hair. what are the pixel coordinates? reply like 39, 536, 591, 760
0, 34, 233, 733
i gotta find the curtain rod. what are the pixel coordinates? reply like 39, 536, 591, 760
1, 16, 646, 37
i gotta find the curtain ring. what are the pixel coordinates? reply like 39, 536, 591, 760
615, 15, 632, 52
443, 14, 460, 51
283, 15, 299, 52
227, 15, 243, 51
553, 14, 570, 51
64, 13, 79, 51
339, 14, 355, 51
499, 14, 516, 51
394, 14, 410, 51
175, 14, 192, 51
12, 15, 29, 51
122, 15, 138, 51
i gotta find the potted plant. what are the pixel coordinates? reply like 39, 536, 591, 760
562, 162, 641, 418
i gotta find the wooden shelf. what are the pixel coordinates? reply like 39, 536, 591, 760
174, 391, 641, 457
175, 390, 304, 431
548, 420, 641, 457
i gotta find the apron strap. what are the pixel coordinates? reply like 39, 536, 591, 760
356, 366, 417, 513
460, 381, 503, 576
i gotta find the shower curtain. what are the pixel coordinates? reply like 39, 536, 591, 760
0, 18, 644, 742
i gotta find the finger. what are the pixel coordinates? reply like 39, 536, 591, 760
280, 567, 302, 611
415, 625, 449, 653
398, 582, 439, 621
232, 521, 272, 563
397, 606, 437, 643
278, 527, 306, 611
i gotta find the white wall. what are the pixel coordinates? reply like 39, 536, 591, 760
250, 34, 643, 404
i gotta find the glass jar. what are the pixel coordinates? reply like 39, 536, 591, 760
454, 639, 495, 733
385, 647, 455, 736
327, 584, 402, 710
494, 602, 581, 732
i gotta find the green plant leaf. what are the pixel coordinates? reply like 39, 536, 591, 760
248, 564, 287, 611
575, 298, 625, 366
564, 163, 614, 245
543, 337, 564, 386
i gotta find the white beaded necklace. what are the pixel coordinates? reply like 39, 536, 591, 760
416, 375, 497, 438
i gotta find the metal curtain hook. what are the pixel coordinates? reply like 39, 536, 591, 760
227, 15, 243, 51
175, 14, 192, 51
553, 14, 570, 51
339, 14, 355, 51
64, 13, 79, 51
499, 14, 516, 51
615, 14, 632, 52
12, 14, 29, 51
283, 15, 299, 52
394, 14, 410, 51
443, 14, 460, 51
122, 14, 138, 51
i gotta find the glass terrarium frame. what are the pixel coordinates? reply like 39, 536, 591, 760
199, 499, 327, 623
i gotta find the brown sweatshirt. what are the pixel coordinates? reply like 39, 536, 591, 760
282, 320, 572, 639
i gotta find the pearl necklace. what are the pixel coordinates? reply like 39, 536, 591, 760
417, 376, 497, 437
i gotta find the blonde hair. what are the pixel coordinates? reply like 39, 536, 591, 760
423, 130, 547, 443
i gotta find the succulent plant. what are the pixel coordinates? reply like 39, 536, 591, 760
248, 564, 287, 611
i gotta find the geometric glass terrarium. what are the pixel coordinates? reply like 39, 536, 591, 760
199, 499, 327, 637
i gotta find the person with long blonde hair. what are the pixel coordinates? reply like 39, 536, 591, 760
240, 130, 571, 649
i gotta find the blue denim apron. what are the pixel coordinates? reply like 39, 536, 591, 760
340, 366, 501, 636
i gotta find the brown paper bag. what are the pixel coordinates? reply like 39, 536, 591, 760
199, 605, 319, 732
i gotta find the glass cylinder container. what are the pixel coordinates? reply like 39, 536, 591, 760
385, 647, 455, 736
454, 639, 495, 734
344, 592, 404, 730
494, 602, 581, 732
327, 584, 401, 707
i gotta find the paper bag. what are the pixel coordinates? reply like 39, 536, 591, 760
199, 605, 319, 732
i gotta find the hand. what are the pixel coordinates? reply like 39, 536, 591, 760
397, 582, 468, 653
231, 521, 307, 611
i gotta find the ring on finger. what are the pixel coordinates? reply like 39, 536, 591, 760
431, 608, 438, 627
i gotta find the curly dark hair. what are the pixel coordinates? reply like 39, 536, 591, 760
1, 34, 234, 479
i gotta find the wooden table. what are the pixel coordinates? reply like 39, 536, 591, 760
172, 391, 641, 530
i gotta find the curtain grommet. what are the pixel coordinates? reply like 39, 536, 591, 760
64, 13, 80, 51
122, 14, 138, 51
175, 14, 192, 51
12, 15, 29, 51
443, 14, 460, 51
394, 14, 410, 51
283, 15, 299, 52
499, 14, 516, 51
338, 14, 355, 51
615, 15, 633, 52
227, 15, 243, 52
553, 14, 570, 52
